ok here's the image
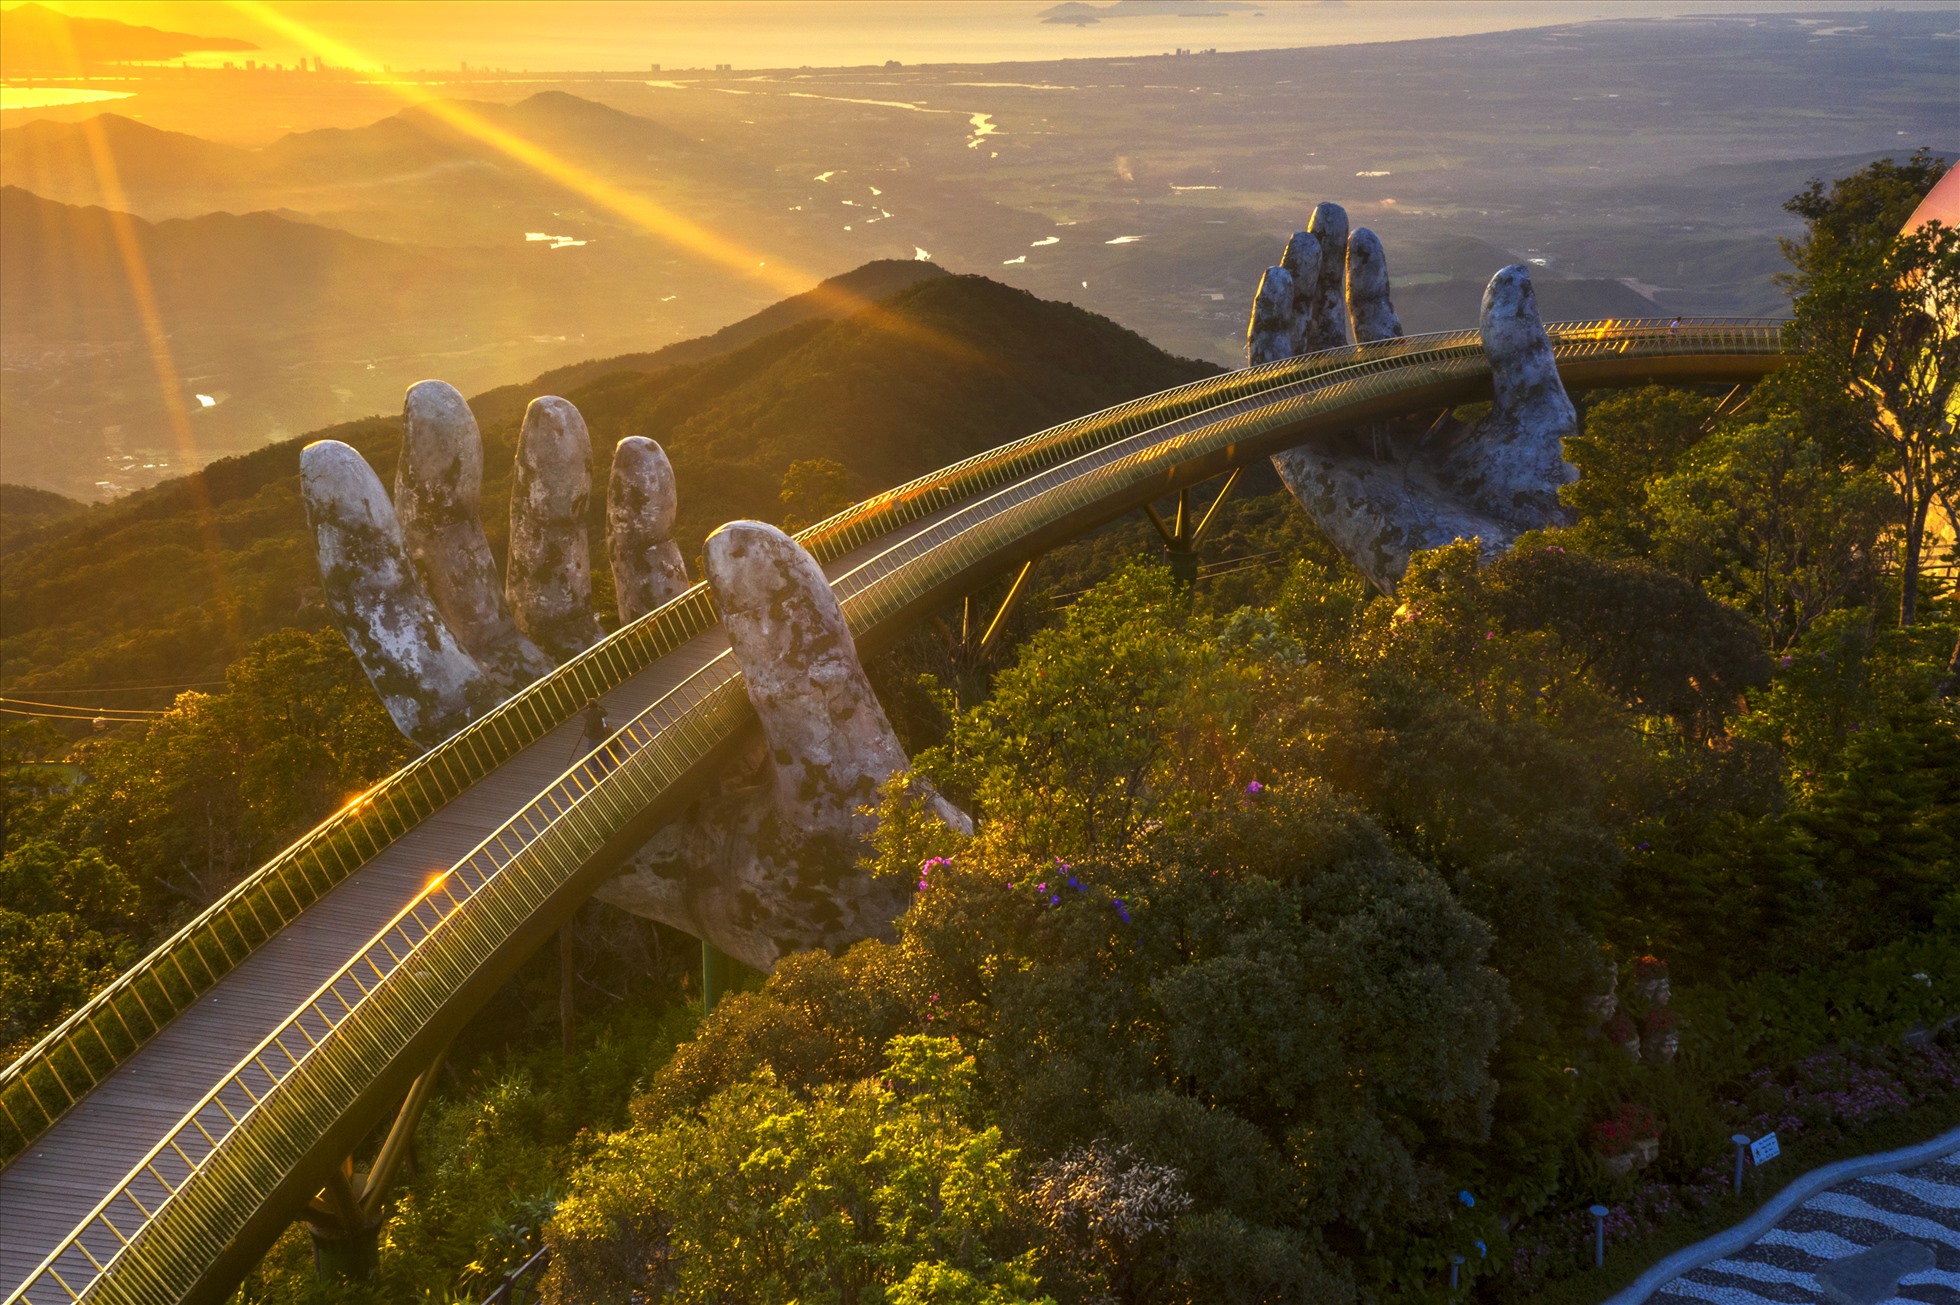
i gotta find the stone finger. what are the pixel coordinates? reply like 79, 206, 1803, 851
704, 520, 914, 843
1302, 201, 1352, 352
1247, 265, 1297, 366
1439, 265, 1578, 530
508, 396, 604, 661
1346, 226, 1404, 344
608, 436, 691, 624
1278, 230, 1320, 356
396, 380, 550, 688
302, 439, 491, 746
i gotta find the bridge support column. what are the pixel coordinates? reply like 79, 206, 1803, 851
702, 940, 728, 1014
559, 919, 576, 1056
1143, 467, 1240, 589
970, 560, 1037, 660
305, 1042, 450, 1280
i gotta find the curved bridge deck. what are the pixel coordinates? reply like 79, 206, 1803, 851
0, 320, 1782, 1303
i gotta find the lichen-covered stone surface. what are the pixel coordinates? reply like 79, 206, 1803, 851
1262, 210, 1580, 592
1246, 265, 1297, 367
395, 381, 550, 689
302, 439, 491, 746
595, 522, 970, 971
1346, 227, 1404, 344
1278, 230, 1321, 357
1302, 202, 1353, 352
607, 436, 690, 624
507, 397, 604, 662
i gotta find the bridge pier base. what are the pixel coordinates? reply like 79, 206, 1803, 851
303, 1043, 450, 1281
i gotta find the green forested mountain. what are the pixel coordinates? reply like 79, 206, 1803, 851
0, 483, 83, 552
0, 270, 1213, 702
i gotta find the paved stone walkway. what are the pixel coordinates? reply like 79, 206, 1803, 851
1651, 1157, 1960, 1304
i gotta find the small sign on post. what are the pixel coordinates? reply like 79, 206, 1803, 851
1750, 1132, 1781, 1165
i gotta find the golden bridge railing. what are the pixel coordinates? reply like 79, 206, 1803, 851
7, 319, 1783, 1304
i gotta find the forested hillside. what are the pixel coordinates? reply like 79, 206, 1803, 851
0, 269, 1214, 703
2, 155, 1953, 1305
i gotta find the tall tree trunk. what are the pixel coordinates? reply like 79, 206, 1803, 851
1901, 490, 1930, 626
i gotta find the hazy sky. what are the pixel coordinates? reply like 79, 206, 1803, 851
20, 0, 1953, 72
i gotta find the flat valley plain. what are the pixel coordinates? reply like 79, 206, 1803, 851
1, 6, 1954, 499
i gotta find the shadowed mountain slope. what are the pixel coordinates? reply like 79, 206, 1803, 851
0, 272, 1214, 701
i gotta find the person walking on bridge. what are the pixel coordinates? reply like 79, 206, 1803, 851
578, 696, 616, 779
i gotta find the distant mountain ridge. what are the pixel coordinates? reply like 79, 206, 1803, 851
0, 186, 435, 337
523, 259, 952, 394
0, 2, 255, 71
0, 94, 737, 231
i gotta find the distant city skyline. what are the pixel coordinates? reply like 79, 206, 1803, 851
12, 0, 1956, 73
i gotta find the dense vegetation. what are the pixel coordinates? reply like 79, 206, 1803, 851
1, 157, 1953, 1304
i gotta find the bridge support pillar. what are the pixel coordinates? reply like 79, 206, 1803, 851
1144, 468, 1239, 590
703, 940, 729, 1015
304, 1042, 450, 1280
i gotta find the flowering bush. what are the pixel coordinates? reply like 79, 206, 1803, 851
1590, 1103, 1661, 1158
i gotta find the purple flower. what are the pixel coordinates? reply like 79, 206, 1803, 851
1780, 654, 1794, 668
1113, 898, 1131, 924
1036, 882, 1047, 892
1459, 1190, 1476, 1208
1245, 780, 1265, 796
1069, 876, 1082, 890
1049, 894, 1061, 905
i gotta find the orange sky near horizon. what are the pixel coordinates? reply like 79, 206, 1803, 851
13, 0, 1948, 74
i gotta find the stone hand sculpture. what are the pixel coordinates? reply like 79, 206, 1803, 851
1250, 201, 1579, 592
303, 382, 966, 972
302, 381, 689, 745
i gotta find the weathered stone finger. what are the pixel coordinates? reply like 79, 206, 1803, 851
1278, 230, 1320, 357
1301, 201, 1352, 352
1246, 265, 1297, 367
1440, 265, 1578, 530
396, 380, 550, 688
596, 520, 969, 971
508, 396, 604, 661
704, 521, 915, 840
302, 439, 490, 746
1346, 226, 1404, 344
607, 436, 690, 624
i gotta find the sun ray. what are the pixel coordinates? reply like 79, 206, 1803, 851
223, 1, 983, 364
60, 33, 243, 652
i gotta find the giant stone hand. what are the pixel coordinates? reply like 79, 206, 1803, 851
303, 381, 688, 744
303, 383, 966, 972
1251, 202, 1579, 592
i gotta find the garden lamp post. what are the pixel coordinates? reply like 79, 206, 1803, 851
1590, 1204, 1609, 1267
1731, 1133, 1751, 1194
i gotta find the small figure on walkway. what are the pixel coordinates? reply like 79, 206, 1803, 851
1669, 316, 1681, 336
579, 697, 614, 775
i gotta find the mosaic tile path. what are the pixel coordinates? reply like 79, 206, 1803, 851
1650, 1157, 1960, 1304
